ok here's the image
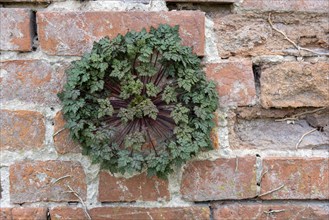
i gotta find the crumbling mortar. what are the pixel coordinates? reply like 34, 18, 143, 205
204, 16, 220, 62
0, 167, 10, 207
167, 164, 192, 207
0, 50, 81, 63
46, 0, 168, 12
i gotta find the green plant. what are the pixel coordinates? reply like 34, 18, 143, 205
58, 24, 218, 178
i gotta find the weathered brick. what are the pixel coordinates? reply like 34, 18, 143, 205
229, 108, 329, 150
50, 207, 210, 220
260, 62, 329, 108
37, 11, 205, 56
54, 111, 81, 154
10, 160, 87, 203
213, 202, 329, 220
0, 110, 45, 151
181, 157, 257, 201
212, 13, 329, 58
0, 208, 48, 220
0, 8, 32, 51
260, 158, 329, 200
92, 207, 210, 220
166, 0, 236, 2
0, 208, 11, 220
99, 171, 170, 202
0, 0, 62, 2
0, 60, 66, 105
205, 60, 257, 107
241, 0, 329, 13
50, 207, 86, 220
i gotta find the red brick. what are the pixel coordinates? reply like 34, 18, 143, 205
0, 208, 48, 220
92, 207, 210, 220
0, 110, 45, 151
166, 0, 235, 2
213, 202, 329, 220
50, 207, 86, 220
0, 60, 66, 105
10, 160, 87, 203
181, 157, 257, 201
1, 0, 62, 2
0, 8, 32, 51
260, 157, 329, 200
50, 207, 210, 220
99, 171, 170, 202
54, 111, 81, 154
0, 208, 11, 220
213, 13, 329, 58
205, 60, 257, 107
260, 62, 329, 108
37, 11, 205, 56
241, 0, 329, 13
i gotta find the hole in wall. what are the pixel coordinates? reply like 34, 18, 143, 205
167, 2, 233, 16
256, 154, 261, 157
31, 10, 39, 51
252, 64, 261, 97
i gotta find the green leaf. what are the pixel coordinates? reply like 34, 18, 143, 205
162, 85, 177, 104
146, 83, 160, 97
171, 104, 189, 124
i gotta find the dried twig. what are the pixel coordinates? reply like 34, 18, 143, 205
260, 169, 268, 181
51, 175, 72, 184
264, 209, 286, 215
258, 184, 285, 197
53, 127, 66, 137
66, 184, 92, 220
275, 107, 326, 122
268, 13, 329, 56
295, 128, 317, 150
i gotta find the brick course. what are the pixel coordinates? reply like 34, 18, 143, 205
260, 157, 329, 200
181, 157, 257, 201
0, 8, 33, 51
213, 202, 329, 220
205, 60, 257, 107
0, 60, 66, 105
37, 11, 205, 56
0, 110, 45, 151
99, 171, 170, 202
9, 161, 87, 203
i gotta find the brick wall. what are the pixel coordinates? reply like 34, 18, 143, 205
0, 0, 328, 219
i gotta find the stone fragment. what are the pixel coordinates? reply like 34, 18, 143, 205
260, 62, 329, 108
241, 0, 329, 13
212, 13, 329, 58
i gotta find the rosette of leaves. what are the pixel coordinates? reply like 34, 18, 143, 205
58, 24, 218, 178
